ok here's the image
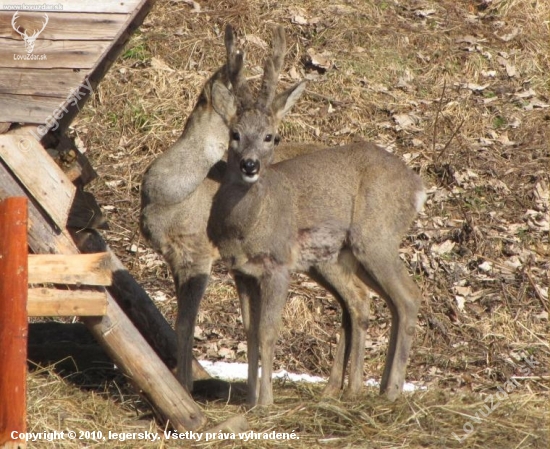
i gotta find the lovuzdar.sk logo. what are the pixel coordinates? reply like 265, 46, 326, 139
11, 11, 48, 60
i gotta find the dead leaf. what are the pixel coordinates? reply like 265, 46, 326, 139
292, 15, 309, 25
306, 48, 334, 71
393, 113, 420, 130
481, 70, 497, 78
172, 0, 201, 12
288, 66, 301, 81
461, 82, 490, 92
431, 240, 456, 255
495, 27, 520, 42
415, 9, 436, 17
478, 261, 493, 272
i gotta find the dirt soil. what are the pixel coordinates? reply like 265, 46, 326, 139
27, 0, 548, 448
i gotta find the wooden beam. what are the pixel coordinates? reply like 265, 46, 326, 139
0, 68, 85, 97
0, 93, 64, 124
0, 39, 110, 69
0, 132, 76, 230
0, 197, 28, 448
27, 288, 107, 316
28, 253, 111, 286
0, 12, 127, 41
0, 0, 142, 13
85, 295, 206, 431
56, 0, 157, 135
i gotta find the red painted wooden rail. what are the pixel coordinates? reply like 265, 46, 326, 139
0, 197, 28, 449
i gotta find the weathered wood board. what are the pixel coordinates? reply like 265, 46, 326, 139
28, 253, 112, 286
0, 133, 76, 229
27, 288, 108, 316
0, 39, 110, 69
0, 69, 84, 97
0, 12, 126, 40
0, 0, 143, 14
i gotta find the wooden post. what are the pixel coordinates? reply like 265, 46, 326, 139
0, 197, 28, 449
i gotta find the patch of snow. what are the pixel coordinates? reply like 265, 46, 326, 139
199, 360, 426, 391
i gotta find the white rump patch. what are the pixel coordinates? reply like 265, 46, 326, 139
415, 188, 427, 212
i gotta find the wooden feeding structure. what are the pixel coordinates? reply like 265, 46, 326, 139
0, 1, 231, 446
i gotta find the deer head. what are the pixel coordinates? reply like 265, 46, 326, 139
211, 25, 307, 184
12, 11, 49, 54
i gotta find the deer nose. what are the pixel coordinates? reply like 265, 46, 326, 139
240, 158, 260, 176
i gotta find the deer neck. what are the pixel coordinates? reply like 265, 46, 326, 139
141, 104, 228, 207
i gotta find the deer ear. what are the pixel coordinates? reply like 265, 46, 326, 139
211, 81, 237, 124
271, 81, 306, 125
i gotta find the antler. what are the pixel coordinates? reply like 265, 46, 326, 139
11, 11, 25, 37
257, 25, 286, 109
224, 24, 253, 108
36, 13, 48, 37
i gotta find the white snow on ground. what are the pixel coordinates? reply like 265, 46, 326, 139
200, 360, 426, 391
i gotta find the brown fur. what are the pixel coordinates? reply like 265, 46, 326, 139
208, 76, 426, 406
140, 26, 370, 399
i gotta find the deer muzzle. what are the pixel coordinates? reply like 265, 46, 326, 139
240, 158, 260, 183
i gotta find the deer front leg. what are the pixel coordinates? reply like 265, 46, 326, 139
255, 268, 290, 407
234, 273, 261, 405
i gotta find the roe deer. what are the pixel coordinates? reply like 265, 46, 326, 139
208, 56, 427, 406
141, 25, 371, 397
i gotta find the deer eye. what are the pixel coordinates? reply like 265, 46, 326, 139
231, 131, 240, 141
274, 135, 281, 145
264, 134, 273, 142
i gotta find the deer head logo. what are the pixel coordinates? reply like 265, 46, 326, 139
11, 11, 49, 54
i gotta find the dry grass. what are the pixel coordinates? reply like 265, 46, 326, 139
27, 0, 549, 447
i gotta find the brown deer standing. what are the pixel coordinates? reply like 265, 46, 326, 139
141, 26, 371, 399
208, 48, 426, 406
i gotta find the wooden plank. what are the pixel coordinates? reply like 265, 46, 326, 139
1, 0, 141, 13
0, 92, 63, 124
0, 12, 127, 40
0, 68, 86, 97
0, 133, 76, 229
28, 288, 108, 316
28, 253, 112, 286
0, 160, 75, 254
0, 39, 109, 69
0, 197, 28, 448
56, 0, 156, 134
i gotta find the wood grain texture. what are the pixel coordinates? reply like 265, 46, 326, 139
0, 92, 64, 124
0, 39, 110, 68
0, 68, 86, 96
0, 0, 142, 13
28, 253, 112, 286
0, 133, 76, 229
0, 197, 28, 447
0, 12, 126, 40
27, 288, 107, 316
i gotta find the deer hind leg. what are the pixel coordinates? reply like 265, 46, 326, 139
350, 231, 421, 402
167, 240, 213, 393
309, 260, 371, 399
